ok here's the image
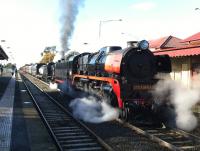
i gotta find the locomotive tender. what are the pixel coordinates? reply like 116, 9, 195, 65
22, 40, 172, 121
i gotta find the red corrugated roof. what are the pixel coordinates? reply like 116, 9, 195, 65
182, 32, 200, 42
149, 36, 183, 51
164, 36, 183, 48
153, 47, 200, 57
149, 36, 169, 49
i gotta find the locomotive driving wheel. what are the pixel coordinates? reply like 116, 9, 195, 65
102, 90, 129, 121
119, 108, 129, 122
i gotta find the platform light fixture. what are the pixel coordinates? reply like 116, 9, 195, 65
99, 19, 122, 39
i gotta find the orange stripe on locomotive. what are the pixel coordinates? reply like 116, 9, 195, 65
104, 52, 123, 74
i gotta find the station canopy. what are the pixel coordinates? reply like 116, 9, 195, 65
153, 47, 200, 57
0, 46, 8, 60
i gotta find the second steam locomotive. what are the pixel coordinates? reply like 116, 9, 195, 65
22, 40, 171, 122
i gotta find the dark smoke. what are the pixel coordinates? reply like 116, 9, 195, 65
60, 0, 84, 57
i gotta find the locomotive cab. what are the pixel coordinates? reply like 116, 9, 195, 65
75, 52, 91, 75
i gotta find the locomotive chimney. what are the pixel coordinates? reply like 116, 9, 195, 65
127, 41, 138, 48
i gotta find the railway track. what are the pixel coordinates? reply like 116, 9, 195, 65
21, 74, 113, 151
22, 73, 200, 151
117, 119, 200, 151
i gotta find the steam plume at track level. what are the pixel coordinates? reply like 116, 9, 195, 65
152, 75, 200, 131
69, 96, 119, 123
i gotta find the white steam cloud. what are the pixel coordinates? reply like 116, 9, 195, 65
49, 82, 58, 90
60, 0, 84, 57
69, 96, 119, 123
152, 74, 200, 131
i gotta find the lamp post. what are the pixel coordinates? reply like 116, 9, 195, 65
99, 19, 122, 39
83, 42, 89, 52
0, 40, 6, 48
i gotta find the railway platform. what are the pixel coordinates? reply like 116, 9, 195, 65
0, 72, 58, 151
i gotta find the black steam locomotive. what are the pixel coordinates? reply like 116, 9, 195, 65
23, 40, 172, 122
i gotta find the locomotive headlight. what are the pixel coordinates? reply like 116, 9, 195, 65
69, 70, 72, 76
139, 40, 149, 50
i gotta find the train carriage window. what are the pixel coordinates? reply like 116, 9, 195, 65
96, 51, 105, 62
89, 53, 99, 64
99, 54, 107, 63
99, 47, 107, 52
83, 55, 89, 64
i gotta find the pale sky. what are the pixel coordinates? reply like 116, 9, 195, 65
0, 0, 200, 67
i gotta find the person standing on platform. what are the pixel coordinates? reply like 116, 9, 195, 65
15, 67, 18, 78
0, 64, 3, 76
1, 66, 3, 76
11, 65, 16, 76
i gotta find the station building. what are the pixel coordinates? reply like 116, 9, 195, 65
149, 32, 200, 87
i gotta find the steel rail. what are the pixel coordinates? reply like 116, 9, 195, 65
21, 75, 63, 151
117, 119, 200, 151
21, 73, 113, 151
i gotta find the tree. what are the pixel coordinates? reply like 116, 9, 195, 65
40, 46, 56, 63
40, 51, 55, 63
4, 63, 13, 68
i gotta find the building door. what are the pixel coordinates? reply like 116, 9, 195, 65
181, 64, 190, 87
